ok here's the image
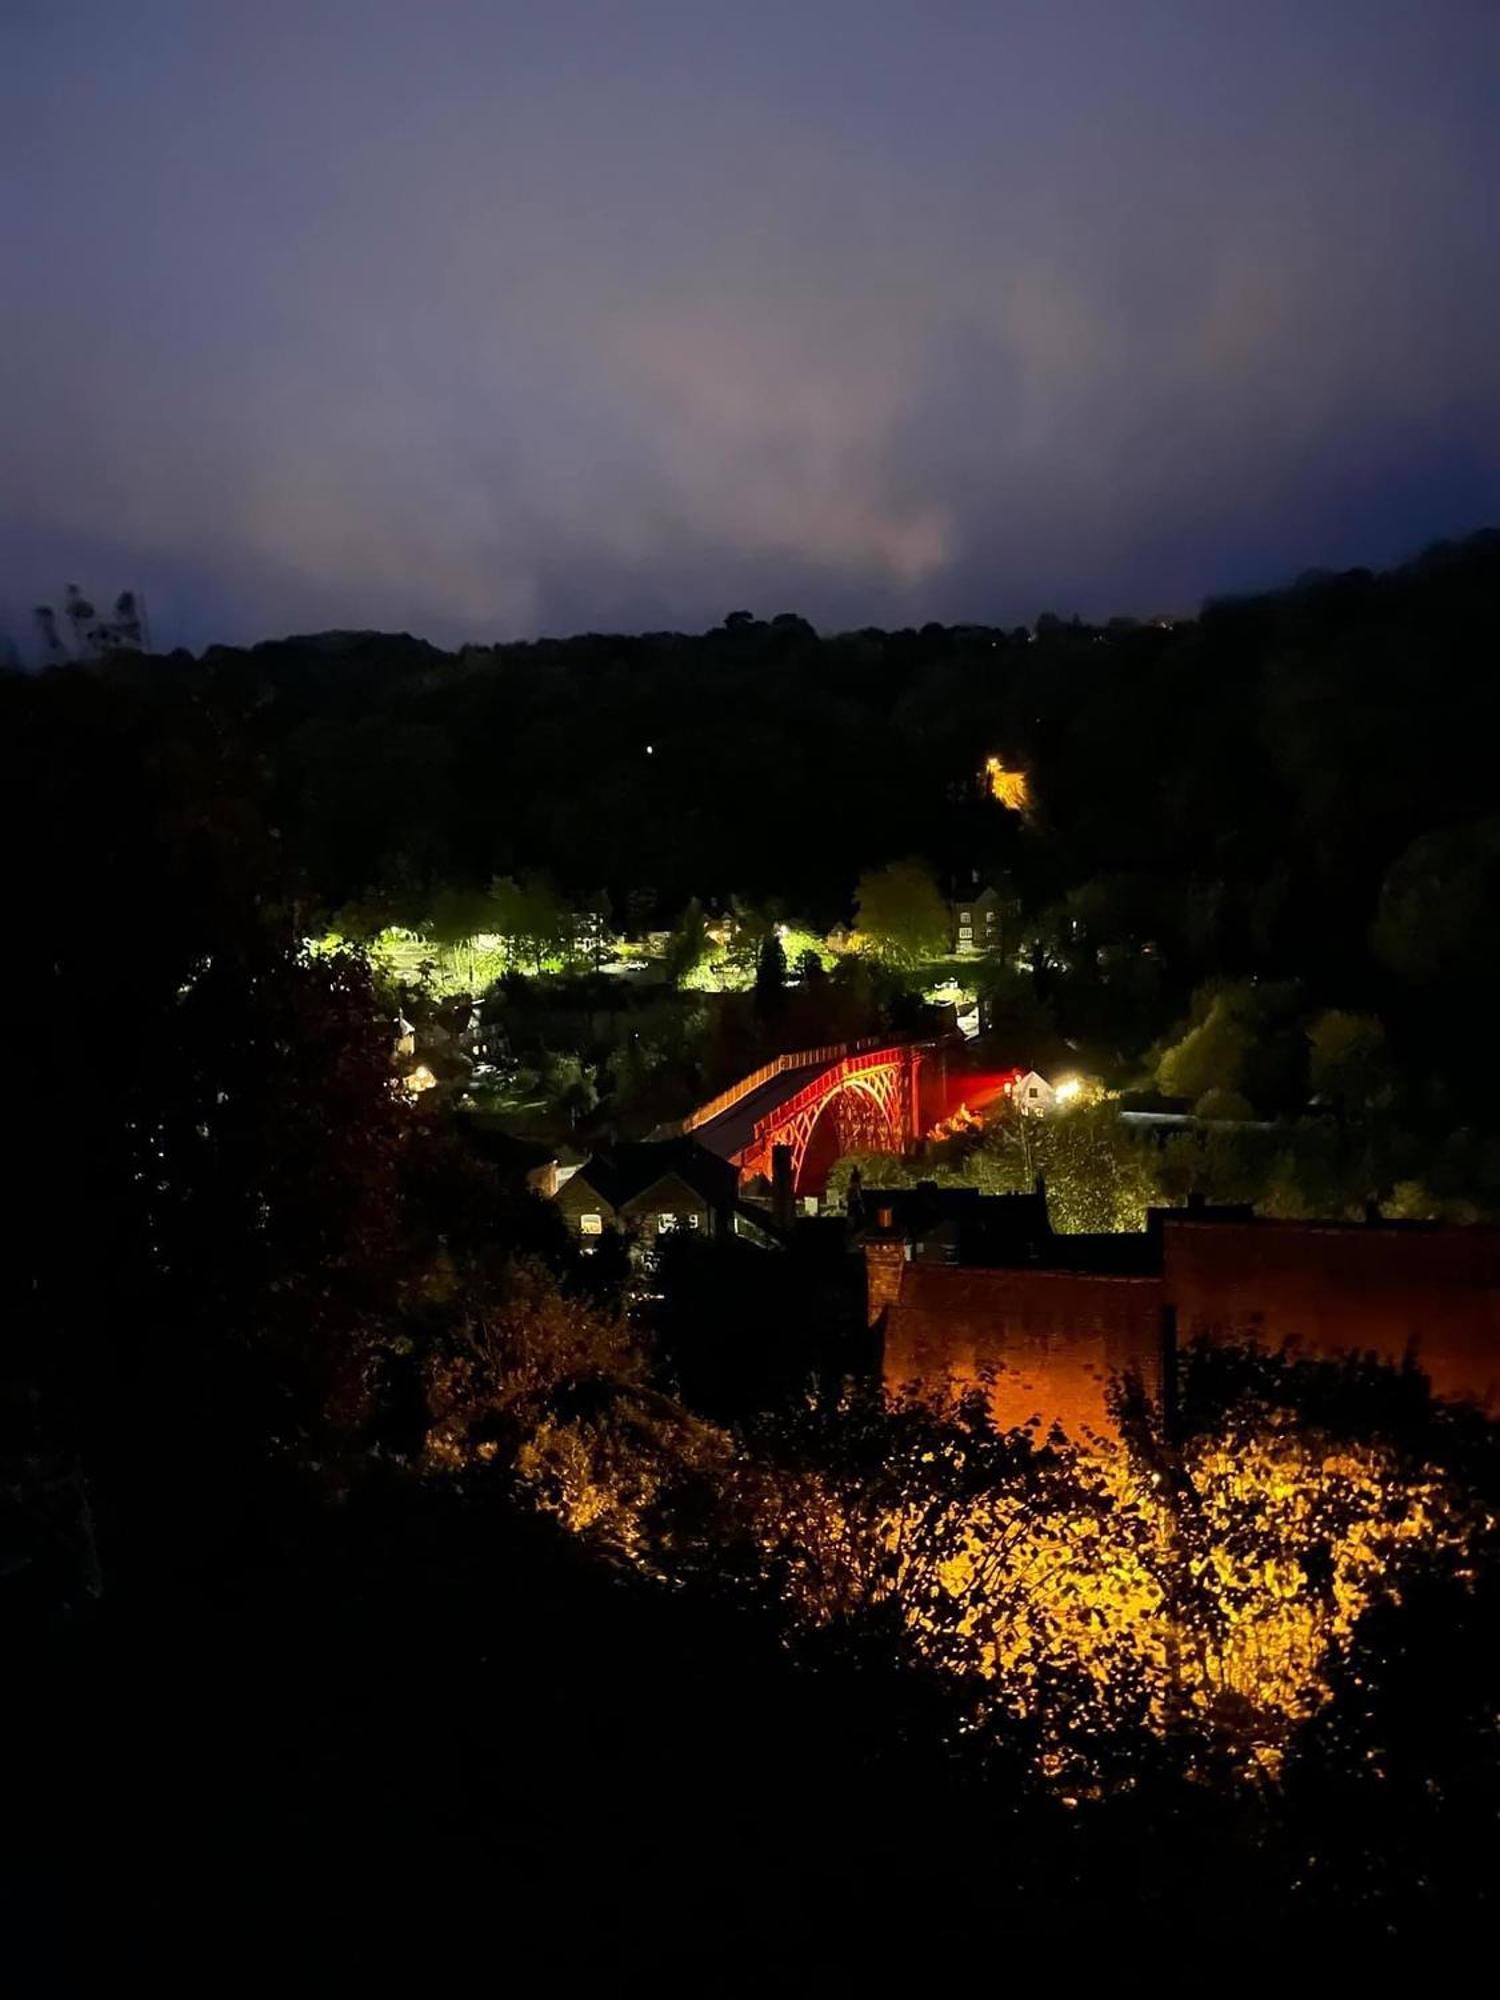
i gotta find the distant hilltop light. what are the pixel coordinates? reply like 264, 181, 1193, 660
984, 757, 1030, 812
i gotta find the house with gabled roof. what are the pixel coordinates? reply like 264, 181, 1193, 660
951, 884, 1006, 956
553, 1137, 746, 1250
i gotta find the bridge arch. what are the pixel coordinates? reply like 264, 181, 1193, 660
791, 1068, 906, 1192
676, 1038, 947, 1199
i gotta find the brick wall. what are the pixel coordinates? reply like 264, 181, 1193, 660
1163, 1220, 1500, 1411
881, 1263, 1163, 1441
875, 1220, 1500, 1440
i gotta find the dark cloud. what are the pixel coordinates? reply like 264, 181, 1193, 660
3, 1, 1498, 650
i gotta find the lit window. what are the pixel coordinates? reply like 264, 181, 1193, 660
580, 1213, 603, 1236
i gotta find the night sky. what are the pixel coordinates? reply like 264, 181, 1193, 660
4, 1, 1498, 651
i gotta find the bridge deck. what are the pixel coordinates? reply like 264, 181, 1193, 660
687, 1055, 838, 1165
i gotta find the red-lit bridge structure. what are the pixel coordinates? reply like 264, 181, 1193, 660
668, 1037, 952, 1195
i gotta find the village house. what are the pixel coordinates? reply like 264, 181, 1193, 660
1008, 1069, 1057, 1113
553, 1137, 745, 1251
951, 884, 1006, 956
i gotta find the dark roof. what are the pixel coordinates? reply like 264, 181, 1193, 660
459, 1122, 557, 1180
571, 1138, 739, 1212
859, 1183, 1053, 1263
859, 1183, 1172, 1275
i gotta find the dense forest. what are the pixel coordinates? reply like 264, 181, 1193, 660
116, 533, 1500, 965
28, 528, 1500, 1190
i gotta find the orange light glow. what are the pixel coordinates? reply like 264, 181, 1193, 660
928, 1100, 984, 1141
984, 756, 1030, 811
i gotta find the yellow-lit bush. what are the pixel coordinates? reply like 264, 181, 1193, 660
747, 1394, 1471, 1779
424, 1275, 1484, 1790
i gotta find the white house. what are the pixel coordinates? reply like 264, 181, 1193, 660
1009, 1069, 1056, 1114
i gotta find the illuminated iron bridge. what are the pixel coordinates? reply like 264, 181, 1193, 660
668, 1038, 948, 1196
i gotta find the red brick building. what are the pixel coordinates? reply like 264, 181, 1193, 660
874, 1207, 1500, 1439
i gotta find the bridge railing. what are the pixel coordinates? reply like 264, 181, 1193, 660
676, 1037, 886, 1135
745, 1044, 909, 1141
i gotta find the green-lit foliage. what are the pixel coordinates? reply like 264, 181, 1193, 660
854, 860, 951, 967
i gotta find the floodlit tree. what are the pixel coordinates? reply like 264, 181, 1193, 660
543, 1051, 599, 1129
1307, 1010, 1390, 1120
984, 756, 1031, 812
753, 930, 788, 1021
853, 860, 950, 968
962, 1098, 1158, 1232
423, 1261, 644, 1468
1156, 987, 1255, 1109
428, 884, 499, 988
491, 874, 567, 975
579, 889, 613, 970
661, 898, 711, 984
